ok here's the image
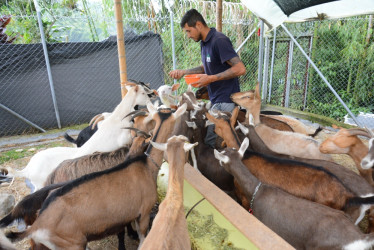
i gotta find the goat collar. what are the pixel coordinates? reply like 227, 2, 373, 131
144, 151, 161, 169
249, 182, 262, 214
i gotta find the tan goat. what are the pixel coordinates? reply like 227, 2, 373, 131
231, 83, 331, 161
320, 127, 374, 185
140, 135, 197, 250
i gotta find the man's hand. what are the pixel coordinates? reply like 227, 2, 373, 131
193, 74, 216, 88
169, 69, 186, 80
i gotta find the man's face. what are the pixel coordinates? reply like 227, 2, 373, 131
183, 23, 202, 42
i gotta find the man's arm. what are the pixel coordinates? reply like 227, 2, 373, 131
196, 56, 246, 87
215, 56, 246, 81
169, 65, 205, 79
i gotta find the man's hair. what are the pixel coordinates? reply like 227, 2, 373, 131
180, 9, 207, 28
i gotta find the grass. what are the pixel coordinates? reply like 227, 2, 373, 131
0, 142, 71, 165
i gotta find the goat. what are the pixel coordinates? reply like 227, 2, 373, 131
206, 109, 374, 227
45, 130, 149, 186
1, 132, 149, 250
230, 83, 332, 161
195, 86, 209, 100
5, 102, 187, 249
5, 83, 152, 191
231, 86, 315, 135
214, 138, 374, 250
155, 83, 181, 109
184, 102, 236, 196
362, 137, 374, 170
63, 124, 97, 148
320, 127, 374, 185
140, 135, 197, 250
239, 119, 374, 233
63, 112, 111, 147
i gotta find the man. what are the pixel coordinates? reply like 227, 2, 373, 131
169, 8, 246, 148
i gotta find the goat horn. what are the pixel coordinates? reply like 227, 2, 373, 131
89, 114, 104, 129
123, 110, 148, 120
365, 126, 374, 138
121, 127, 151, 138
347, 128, 373, 138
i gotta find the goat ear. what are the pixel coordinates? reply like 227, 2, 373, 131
248, 114, 255, 126
186, 121, 197, 129
230, 107, 239, 128
255, 82, 261, 100
238, 137, 249, 158
238, 121, 249, 135
147, 102, 158, 117
172, 83, 180, 91
173, 103, 187, 119
206, 111, 217, 124
187, 83, 192, 92
213, 149, 230, 164
184, 142, 198, 152
150, 141, 167, 151
206, 101, 212, 110
153, 89, 159, 96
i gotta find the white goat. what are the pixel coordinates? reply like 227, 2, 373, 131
231, 83, 331, 161
6, 83, 152, 191
156, 83, 181, 108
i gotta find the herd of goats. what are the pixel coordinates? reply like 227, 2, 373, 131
0, 80, 374, 250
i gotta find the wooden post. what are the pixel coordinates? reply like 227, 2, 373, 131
216, 0, 222, 32
114, 0, 128, 98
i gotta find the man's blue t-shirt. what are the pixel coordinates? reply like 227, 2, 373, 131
200, 28, 241, 105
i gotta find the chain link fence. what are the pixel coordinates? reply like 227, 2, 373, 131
264, 18, 374, 127
1, 0, 373, 137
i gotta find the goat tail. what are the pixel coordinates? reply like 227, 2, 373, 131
63, 133, 77, 145
0, 182, 67, 228
5, 230, 28, 243
309, 126, 323, 138
346, 196, 374, 207
0, 230, 17, 250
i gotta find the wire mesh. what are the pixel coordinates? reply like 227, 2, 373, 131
0, 0, 373, 136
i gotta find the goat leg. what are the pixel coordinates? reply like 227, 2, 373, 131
117, 229, 125, 250
126, 223, 138, 240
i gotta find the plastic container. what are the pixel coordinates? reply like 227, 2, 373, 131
184, 74, 202, 87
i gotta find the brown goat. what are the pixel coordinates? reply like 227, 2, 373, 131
319, 127, 374, 185
45, 129, 150, 186
231, 83, 331, 161
214, 138, 374, 250
140, 135, 196, 250
206, 110, 374, 227
237, 119, 374, 233
5, 103, 187, 249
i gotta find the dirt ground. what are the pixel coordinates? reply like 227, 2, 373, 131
0, 125, 369, 249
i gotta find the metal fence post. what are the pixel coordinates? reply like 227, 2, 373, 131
268, 28, 277, 103
284, 39, 294, 108
280, 23, 363, 127
33, 0, 61, 129
170, 9, 177, 85
303, 36, 313, 109
262, 37, 270, 100
258, 21, 264, 88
